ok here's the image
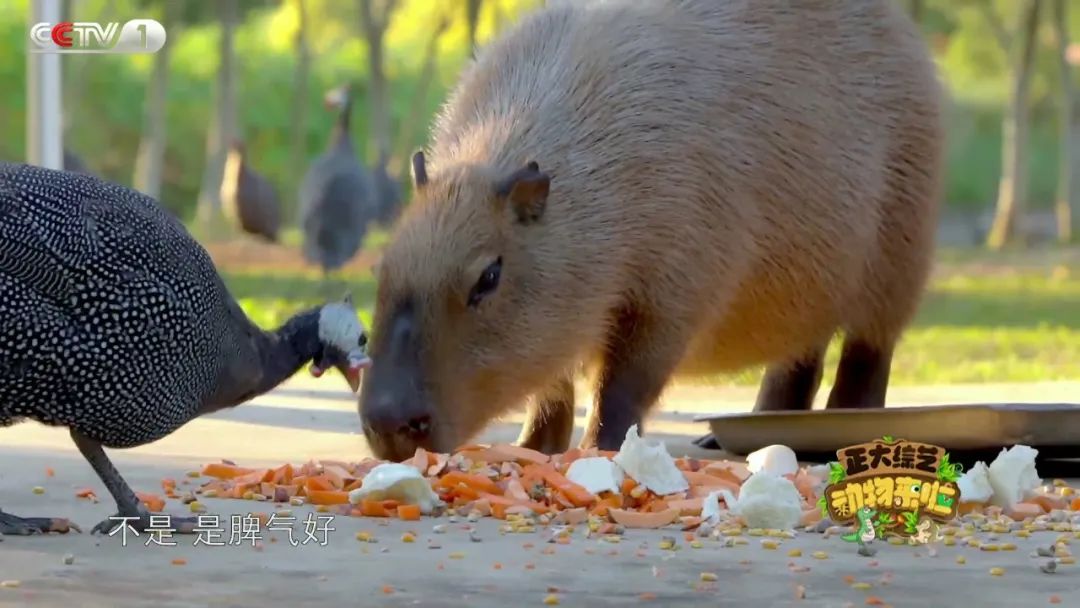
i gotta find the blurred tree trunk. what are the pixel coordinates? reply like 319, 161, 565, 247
134, 2, 178, 200
1052, 0, 1074, 243
985, 0, 1040, 250
466, 0, 483, 58
359, 0, 399, 163
395, 15, 451, 182
196, 0, 238, 228
289, 0, 311, 214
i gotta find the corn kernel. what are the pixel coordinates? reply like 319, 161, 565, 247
989, 567, 1005, 576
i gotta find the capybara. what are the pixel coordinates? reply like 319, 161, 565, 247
359, 0, 943, 460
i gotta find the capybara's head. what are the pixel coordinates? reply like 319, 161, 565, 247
359, 151, 558, 460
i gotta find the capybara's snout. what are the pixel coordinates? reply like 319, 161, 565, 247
358, 306, 435, 460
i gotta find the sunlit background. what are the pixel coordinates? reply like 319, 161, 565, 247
2, 0, 1079, 389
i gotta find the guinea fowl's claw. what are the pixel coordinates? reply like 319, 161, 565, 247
0, 511, 80, 535
91, 511, 202, 536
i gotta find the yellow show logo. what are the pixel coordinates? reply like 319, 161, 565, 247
819, 437, 962, 545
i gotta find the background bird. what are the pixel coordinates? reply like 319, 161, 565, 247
0, 162, 370, 536
221, 138, 283, 243
298, 83, 376, 277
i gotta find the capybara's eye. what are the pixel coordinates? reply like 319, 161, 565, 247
358, 333, 368, 348
467, 257, 503, 308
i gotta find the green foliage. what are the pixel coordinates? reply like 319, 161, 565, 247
817, 495, 829, 518
902, 511, 920, 534
2, 0, 1078, 222
880, 435, 897, 444
873, 512, 894, 537
937, 453, 964, 482
827, 462, 847, 485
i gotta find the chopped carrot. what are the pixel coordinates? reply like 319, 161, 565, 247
525, 464, 596, 507
161, 478, 177, 493
136, 492, 166, 512
397, 504, 422, 521
75, 487, 97, 500
1070, 497, 1080, 511
621, 478, 639, 496
171, 558, 187, 566
271, 463, 294, 484
322, 465, 353, 489
590, 494, 623, 517
865, 598, 885, 606
609, 507, 680, 529
201, 463, 256, 480
359, 499, 390, 517
305, 475, 335, 493
343, 479, 363, 492
306, 490, 350, 505
435, 471, 502, 496
667, 497, 704, 516
45, 467, 55, 478
229, 469, 272, 486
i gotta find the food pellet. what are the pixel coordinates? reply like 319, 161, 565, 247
812, 551, 828, 560
887, 536, 905, 545
980, 544, 1000, 552
1000, 543, 1017, 551
956, 556, 966, 564
989, 567, 1005, 576
401, 533, 416, 543
0, 581, 21, 588
851, 582, 872, 590
449, 552, 465, 559
32, 486, 45, 495
356, 532, 372, 542
188, 501, 206, 513
700, 572, 718, 582
760, 540, 779, 550
788, 549, 802, 557
543, 594, 560, 605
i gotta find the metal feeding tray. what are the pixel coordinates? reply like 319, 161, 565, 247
695, 403, 1080, 464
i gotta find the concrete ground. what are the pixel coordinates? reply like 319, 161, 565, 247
3, 378, 1080, 607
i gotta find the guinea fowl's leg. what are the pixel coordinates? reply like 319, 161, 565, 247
70, 430, 200, 535
0, 509, 80, 535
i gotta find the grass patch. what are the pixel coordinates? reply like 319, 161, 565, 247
222, 248, 1080, 387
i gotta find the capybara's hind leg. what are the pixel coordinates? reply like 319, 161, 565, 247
580, 311, 686, 451
516, 376, 576, 454
754, 346, 827, 412
825, 337, 894, 409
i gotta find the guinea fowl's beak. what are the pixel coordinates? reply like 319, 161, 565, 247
341, 354, 372, 393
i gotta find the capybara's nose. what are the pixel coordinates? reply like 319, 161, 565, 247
361, 396, 432, 441
400, 414, 432, 441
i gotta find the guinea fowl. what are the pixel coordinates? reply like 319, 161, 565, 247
220, 139, 282, 243
298, 83, 376, 275
371, 149, 403, 228
0, 162, 371, 536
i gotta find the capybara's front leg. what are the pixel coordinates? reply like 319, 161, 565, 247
754, 345, 827, 412
516, 376, 576, 454
581, 315, 687, 451
825, 336, 894, 409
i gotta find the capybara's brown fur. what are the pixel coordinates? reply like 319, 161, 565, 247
359, 0, 944, 460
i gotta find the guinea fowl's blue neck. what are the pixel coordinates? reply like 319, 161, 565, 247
330, 96, 353, 151
253, 307, 323, 396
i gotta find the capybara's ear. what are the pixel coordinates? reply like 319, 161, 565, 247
496, 161, 550, 224
411, 150, 429, 189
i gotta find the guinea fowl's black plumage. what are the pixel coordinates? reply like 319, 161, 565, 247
0, 162, 369, 536
371, 150, 403, 229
